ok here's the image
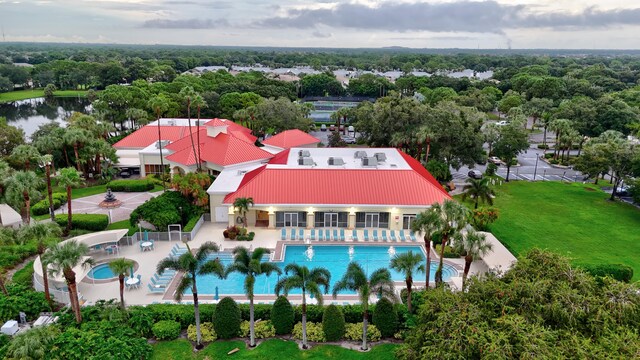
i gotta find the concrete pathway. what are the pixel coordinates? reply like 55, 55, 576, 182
54, 191, 160, 223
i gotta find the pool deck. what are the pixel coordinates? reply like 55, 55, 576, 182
77, 222, 491, 306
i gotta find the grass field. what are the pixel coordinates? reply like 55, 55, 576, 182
472, 181, 640, 280
106, 219, 138, 235
151, 339, 398, 360
52, 183, 163, 199
0, 89, 89, 103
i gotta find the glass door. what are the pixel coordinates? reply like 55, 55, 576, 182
365, 213, 379, 228
284, 213, 298, 227
324, 213, 338, 227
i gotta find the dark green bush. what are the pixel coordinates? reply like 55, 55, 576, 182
183, 215, 202, 232
426, 159, 452, 182
128, 306, 154, 337
271, 296, 294, 335
214, 297, 241, 339
485, 162, 498, 176
537, 144, 549, 150
146, 304, 195, 328
581, 264, 634, 283
238, 303, 272, 322
323, 304, 346, 341
152, 320, 181, 340
0, 285, 50, 323
372, 298, 398, 338
129, 191, 196, 230
54, 214, 109, 231
106, 179, 154, 192
31, 193, 68, 215
434, 244, 461, 258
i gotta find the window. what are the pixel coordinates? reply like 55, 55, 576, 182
275, 212, 307, 228
314, 212, 347, 228
403, 214, 416, 230
355, 212, 390, 228
144, 164, 168, 175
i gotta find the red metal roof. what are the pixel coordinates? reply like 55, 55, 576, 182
112, 126, 195, 149
224, 151, 451, 206
267, 149, 290, 164
262, 129, 320, 149
165, 130, 273, 166
203, 118, 252, 134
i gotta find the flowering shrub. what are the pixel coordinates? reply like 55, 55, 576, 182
344, 323, 381, 342
187, 322, 217, 342
239, 320, 276, 339
292, 322, 326, 342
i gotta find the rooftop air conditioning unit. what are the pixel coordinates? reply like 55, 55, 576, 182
374, 152, 387, 162
361, 157, 378, 167
298, 157, 315, 166
328, 157, 345, 166
168, 120, 176, 126
299, 150, 311, 157
354, 151, 368, 159
155, 140, 169, 149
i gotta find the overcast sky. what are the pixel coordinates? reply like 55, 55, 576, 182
2, 0, 640, 49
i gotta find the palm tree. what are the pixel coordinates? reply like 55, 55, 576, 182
18, 222, 62, 308
42, 240, 94, 323
6, 171, 41, 225
11, 144, 41, 170
232, 197, 254, 228
38, 154, 56, 221
157, 241, 224, 348
226, 247, 281, 347
429, 200, 469, 286
461, 177, 495, 209
0, 159, 13, 199
108, 258, 135, 309
148, 94, 170, 190
63, 128, 90, 172
57, 167, 84, 234
390, 251, 424, 313
460, 230, 493, 289
411, 210, 441, 289
274, 264, 330, 349
416, 125, 434, 163
192, 94, 207, 171
332, 262, 395, 351
179, 86, 200, 172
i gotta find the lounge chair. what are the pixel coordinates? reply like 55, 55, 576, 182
390, 230, 397, 241
136, 274, 142, 288
409, 231, 417, 242
290, 228, 296, 241
310, 229, 316, 240
325, 229, 332, 241
281, 228, 286, 240
151, 278, 168, 287
333, 229, 339, 241
298, 228, 305, 240
372, 229, 379, 242
381, 230, 388, 242
398, 230, 407, 242
318, 229, 325, 241
352, 229, 359, 241
363, 229, 369, 242
147, 284, 165, 294
339, 229, 345, 241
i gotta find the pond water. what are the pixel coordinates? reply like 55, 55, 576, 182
0, 97, 91, 139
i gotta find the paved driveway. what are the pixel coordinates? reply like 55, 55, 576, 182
54, 191, 161, 223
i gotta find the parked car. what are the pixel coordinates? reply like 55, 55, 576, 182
488, 156, 502, 165
320, 124, 327, 131
329, 124, 336, 131
348, 125, 355, 133
495, 121, 509, 126
468, 169, 483, 179
339, 124, 345, 132
119, 170, 131, 178
341, 136, 356, 144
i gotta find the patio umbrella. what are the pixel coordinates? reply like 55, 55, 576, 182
130, 266, 135, 279
215, 286, 219, 300
144, 230, 148, 241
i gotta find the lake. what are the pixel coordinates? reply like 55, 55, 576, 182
0, 97, 91, 139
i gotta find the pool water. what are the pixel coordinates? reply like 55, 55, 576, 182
87, 264, 117, 280
190, 245, 458, 295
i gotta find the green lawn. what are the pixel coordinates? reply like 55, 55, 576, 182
52, 183, 163, 199
106, 219, 138, 235
474, 181, 640, 280
151, 339, 398, 360
0, 89, 88, 103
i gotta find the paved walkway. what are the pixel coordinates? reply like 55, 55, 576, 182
54, 191, 160, 223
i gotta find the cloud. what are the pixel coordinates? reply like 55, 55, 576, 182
253, 1, 640, 34
141, 18, 230, 29
162, 0, 233, 9
312, 30, 332, 38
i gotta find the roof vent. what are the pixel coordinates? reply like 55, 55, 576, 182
361, 157, 378, 167
298, 157, 316, 166
168, 120, 176, 126
390, 164, 398, 168
299, 150, 311, 157
237, 170, 248, 176
328, 157, 345, 166
374, 152, 387, 162
354, 151, 368, 159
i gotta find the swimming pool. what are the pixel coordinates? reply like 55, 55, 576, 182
87, 263, 117, 280
189, 245, 458, 295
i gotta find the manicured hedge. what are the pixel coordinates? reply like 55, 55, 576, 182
213, 297, 241, 339
106, 179, 154, 192
129, 191, 196, 230
581, 264, 634, 283
31, 193, 68, 215
55, 214, 109, 231
323, 304, 346, 341
152, 320, 181, 340
271, 296, 294, 335
373, 298, 398, 338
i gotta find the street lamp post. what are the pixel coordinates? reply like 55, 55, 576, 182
532, 153, 540, 181
39, 155, 55, 221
